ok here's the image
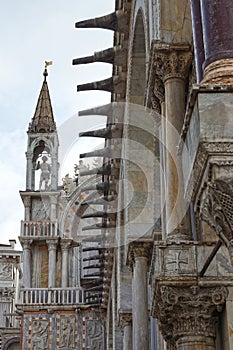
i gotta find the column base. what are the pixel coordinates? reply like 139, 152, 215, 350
177, 335, 215, 350
202, 58, 233, 84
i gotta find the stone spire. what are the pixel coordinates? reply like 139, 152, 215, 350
28, 68, 56, 133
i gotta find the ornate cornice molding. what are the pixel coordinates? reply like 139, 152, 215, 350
184, 142, 233, 202
153, 285, 228, 341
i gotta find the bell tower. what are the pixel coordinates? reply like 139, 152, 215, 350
26, 67, 58, 192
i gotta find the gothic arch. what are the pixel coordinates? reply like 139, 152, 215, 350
30, 136, 54, 155
128, 7, 148, 105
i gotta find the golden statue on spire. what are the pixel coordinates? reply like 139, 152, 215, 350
45, 60, 53, 68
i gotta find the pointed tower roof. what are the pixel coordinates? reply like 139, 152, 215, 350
28, 68, 56, 133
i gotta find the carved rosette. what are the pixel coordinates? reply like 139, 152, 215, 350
154, 48, 193, 82
153, 285, 228, 342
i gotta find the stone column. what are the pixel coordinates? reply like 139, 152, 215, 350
22, 196, 31, 221
155, 47, 192, 240
119, 310, 132, 350
50, 196, 57, 221
61, 239, 71, 288
153, 285, 228, 349
154, 75, 166, 239
200, 0, 233, 83
190, 0, 205, 83
128, 242, 151, 350
26, 152, 33, 191
46, 240, 58, 288
21, 239, 33, 288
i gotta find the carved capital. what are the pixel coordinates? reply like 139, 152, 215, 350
50, 195, 58, 205
20, 239, 33, 250
118, 310, 132, 330
153, 285, 228, 341
60, 239, 72, 251
46, 239, 58, 251
154, 48, 192, 82
22, 196, 31, 208
127, 242, 152, 268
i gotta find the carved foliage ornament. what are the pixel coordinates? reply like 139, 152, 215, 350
154, 285, 228, 340
154, 49, 193, 82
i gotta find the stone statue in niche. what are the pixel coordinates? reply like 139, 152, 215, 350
35, 156, 51, 191
86, 320, 104, 350
0, 264, 12, 280
59, 317, 75, 348
31, 319, 49, 350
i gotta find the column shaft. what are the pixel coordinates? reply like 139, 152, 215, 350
190, 0, 205, 83
177, 336, 215, 350
133, 256, 149, 350
123, 324, 132, 350
26, 154, 33, 191
200, 0, 233, 67
165, 77, 190, 238
47, 241, 57, 288
61, 243, 70, 288
22, 242, 32, 288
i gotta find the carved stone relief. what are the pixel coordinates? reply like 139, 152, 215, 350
86, 320, 105, 350
58, 316, 76, 349
30, 319, 49, 350
0, 263, 12, 280
32, 199, 50, 220
164, 247, 196, 275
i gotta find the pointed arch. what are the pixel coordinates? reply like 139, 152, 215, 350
129, 8, 147, 105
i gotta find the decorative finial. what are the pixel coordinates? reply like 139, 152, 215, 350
43, 61, 53, 81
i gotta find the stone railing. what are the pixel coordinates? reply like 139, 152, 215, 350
19, 288, 84, 305
20, 221, 58, 237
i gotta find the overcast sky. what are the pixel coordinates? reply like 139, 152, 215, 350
0, 1, 114, 245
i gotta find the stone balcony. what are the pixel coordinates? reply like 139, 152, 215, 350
18, 287, 84, 308
20, 221, 58, 238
